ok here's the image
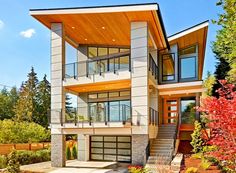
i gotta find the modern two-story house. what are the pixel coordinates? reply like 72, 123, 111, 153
30, 3, 208, 167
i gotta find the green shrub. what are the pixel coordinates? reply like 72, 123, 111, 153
200, 158, 211, 170
185, 167, 198, 173
202, 145, 217, 153
0, 155, 7, 169
0, 119, 50, 144
191, 121, 203, 153
5, 150, 20, 173
72, 145, 77, 159
66, 146, 71, 160
15, 149, 50, 165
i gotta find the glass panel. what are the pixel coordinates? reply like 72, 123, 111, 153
91, 154, 103, 160
96, 102, 108, 122
89, 103, 97, 121
118, 149, 131, 155
88, 61, 99, 74
181, 57, 196, 79
118, 137, 131, 142
181, 98, 196, 124
118, 143, 131, 149
120, 100, 131, 121
104, 136, 116, 142
120, 91, 130, 97
109, 92, 119, 98
109, 101, 120, 121
98, 48, 108, 56
104, 155, 116, 161
98, 93, 108, 99
104, 149, 116, 154
88, 94, 97, 99
119, 56, 129, 70
91, 142, 103, 147
88, 47, 97, 58
168, 119, 176, 123
120, 48, 130, 53
118, 156, 131, 162
179, 45, 196, 56
168, 112, 177, 117
167, 100, 177, 104
104, 143, 116, 148
162, 54, 175, 81
168, 106, 177, 111
100, 59, 108, 73
91, 148, 103, 154
91, 136, 103, 142
109, 48, 119, 55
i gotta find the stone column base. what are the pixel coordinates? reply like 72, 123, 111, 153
51, 134, 66, 167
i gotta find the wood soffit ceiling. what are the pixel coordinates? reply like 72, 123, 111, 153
31, 11, 167, 48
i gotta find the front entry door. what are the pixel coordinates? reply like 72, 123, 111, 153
163, 98, 179, 124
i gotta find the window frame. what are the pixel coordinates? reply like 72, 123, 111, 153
161, 53, 176, 82
178, 45, 198, 82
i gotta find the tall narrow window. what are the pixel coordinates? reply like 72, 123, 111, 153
181, 97, 196, 124
162, 53, 175, 81
179, 45, 197, 81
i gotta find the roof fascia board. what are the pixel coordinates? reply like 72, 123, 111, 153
168, 21, 209, 42
30, 4, 158, 15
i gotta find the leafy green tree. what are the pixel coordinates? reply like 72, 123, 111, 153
36, 75, 50, 128
212, 0, 236, 84
203, 71, 216, 97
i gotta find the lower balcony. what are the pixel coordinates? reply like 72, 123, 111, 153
49, 104, 132, 128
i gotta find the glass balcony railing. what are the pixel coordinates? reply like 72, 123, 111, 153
64, 53, 131, 79
149, 54, 158, 81
49, 104, 132, 125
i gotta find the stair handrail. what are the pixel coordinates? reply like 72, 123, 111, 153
173, 113, 180, 156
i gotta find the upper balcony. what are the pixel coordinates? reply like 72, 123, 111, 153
63, 46, 131, 86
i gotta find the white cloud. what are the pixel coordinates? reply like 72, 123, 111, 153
20, 28, 36, 38
0, 20, 4, 29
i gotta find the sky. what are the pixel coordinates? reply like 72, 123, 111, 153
0, 0, 222, 89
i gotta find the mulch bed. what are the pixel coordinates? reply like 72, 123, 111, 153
180, 154, 221, 173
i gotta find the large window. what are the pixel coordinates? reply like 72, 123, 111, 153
162, 53, 175, 81
87, 46, 130, 75
179, 45, 198, 81
88, 90, 131, 122
181, 97, 196, 124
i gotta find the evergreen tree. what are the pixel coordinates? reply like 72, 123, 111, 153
203, 71, 216, 97
14, 67, 39, 122
212, 0, 236, 84
0, 87, 11, 120
36, 75, 51, 128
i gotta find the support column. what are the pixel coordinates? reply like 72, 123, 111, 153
130, 22, 149, 165
77, 134, 89, 161
51, 23, 66, 167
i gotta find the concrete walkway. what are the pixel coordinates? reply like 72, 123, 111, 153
20, 160, 129, 173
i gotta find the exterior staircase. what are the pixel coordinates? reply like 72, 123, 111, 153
145, 124, 177, 172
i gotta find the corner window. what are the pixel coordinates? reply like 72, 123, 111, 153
162, 53, 175, 81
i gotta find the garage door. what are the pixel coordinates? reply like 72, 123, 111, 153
90, 136, 131, 162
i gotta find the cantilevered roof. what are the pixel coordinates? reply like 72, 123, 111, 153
168, 21, 209, 79
30, 3, 169, 49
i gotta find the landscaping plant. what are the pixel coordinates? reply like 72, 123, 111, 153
72, 145, 77, 159
66, 145, 71, 160
4, 150, 20, 173
128, 165, 150, 173
0, 155, 7, 169
190, 121, 204, 153
198, 80, 236, 170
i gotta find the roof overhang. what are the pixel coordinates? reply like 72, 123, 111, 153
30, 3, 169, 49
168, 21, 209, 79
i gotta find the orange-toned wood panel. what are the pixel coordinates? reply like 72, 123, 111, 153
159, 85, 203, 93
32, 11, 167, 48
163, 98, 179, 124
65, 79, 131, 93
